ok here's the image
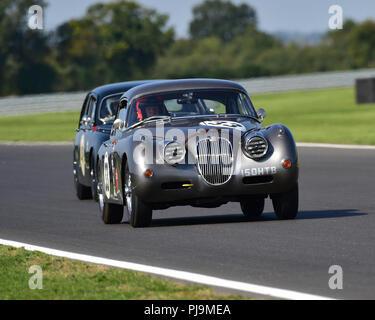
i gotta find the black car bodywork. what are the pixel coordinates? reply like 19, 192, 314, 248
73, 80, 150, 200
96, 79, 299, 227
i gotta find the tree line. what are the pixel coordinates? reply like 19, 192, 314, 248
1, 0, 374, 96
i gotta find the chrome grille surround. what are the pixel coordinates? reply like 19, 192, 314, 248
196, 137, 233, 185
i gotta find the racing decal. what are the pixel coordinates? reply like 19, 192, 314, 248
103, 152, 111, 199
199, 120, 246, 131
241, 167, 277, 177
79, 135, 85, 176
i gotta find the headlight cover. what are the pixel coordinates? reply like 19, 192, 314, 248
244, 135, 268, 159
164, 141, 186, 165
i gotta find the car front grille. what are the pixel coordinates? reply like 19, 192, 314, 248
196, 137, 233, 185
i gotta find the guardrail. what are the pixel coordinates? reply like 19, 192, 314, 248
1, 68, 375, 117
0, 91, 86, 117
238, 68, 375, 94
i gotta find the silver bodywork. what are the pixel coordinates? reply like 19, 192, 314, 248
97, 79, 298, 209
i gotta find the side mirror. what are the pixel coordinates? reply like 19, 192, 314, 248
257, 108, 266, 122
80, 115, 93, 126
111, 118, 125, 135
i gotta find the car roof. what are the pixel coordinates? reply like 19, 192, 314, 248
91, 80, 153, 100
120, 79, 248, 102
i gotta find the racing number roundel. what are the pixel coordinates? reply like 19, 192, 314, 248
199, 120, 246, 131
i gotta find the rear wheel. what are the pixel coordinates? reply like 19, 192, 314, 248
272, 184, 299, 220
74, 173, 92, 200
240, 198, 265, 218
124, 163, 152, 228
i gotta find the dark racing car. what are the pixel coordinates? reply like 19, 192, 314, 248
96, 79, 299, 227
73, 80, 150, 200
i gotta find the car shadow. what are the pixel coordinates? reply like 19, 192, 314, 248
149, 209, 366, 228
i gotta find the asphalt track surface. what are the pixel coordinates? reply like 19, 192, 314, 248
0, 145, 374, 299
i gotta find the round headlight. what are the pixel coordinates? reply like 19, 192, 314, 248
244, 135, 268, 159
164, 141, 186, 165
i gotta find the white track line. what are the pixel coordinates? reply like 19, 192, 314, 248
0, 238, 333, 300
296, 142, 375, 150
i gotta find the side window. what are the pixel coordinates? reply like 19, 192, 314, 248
87, 96, 97, 121
79, 94, 90, 127
117, 100, 128, 122
127, 101, 138, 126
99, 95, 121, 123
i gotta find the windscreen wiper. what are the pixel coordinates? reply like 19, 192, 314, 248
126, 116, 171, 131
218, 114, 261, 123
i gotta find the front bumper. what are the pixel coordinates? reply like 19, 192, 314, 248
131, 154, 298, 205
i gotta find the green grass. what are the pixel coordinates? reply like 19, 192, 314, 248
0, 245, 245, 300
1, 87, 375, 144
0, 111, 79, 142
252, 87, 375, 145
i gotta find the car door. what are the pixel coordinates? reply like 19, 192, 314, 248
81, 94, 98, 185
74, 93, 89, 184
75, 93, 97, 185
102, 104, 127, 203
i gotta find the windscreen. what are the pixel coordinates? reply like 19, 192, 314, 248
99, 94, 121, 124
127, 90, 256, 126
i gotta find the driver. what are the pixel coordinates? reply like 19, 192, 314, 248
136, 99, 169, 120
144, 105, 163, 118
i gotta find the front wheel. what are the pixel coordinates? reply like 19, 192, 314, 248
272, 183, 299, 220
98, 191, 124, 224
97, 164, 123, 224
240, 198, 265, 218
124, 163, 152, 228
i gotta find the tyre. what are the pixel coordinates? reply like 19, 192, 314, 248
74, 173, 92, 200
97, 164, 123, 224
124, 163, 152, 228
90, 155, 98, 202
100, 200, 124, 224
240, 198, 265, 218
272, 183, 299, 220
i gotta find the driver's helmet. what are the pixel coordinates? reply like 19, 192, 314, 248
136, 97, 169, 120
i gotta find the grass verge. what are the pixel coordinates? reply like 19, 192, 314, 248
1, 87, 375, 144
252, 87, 375, 145
0, 111, 79, 142
0, 245, 245, 300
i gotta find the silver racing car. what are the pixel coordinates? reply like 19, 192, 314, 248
96, 79, 299, 227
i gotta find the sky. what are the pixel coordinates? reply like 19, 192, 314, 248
44, 0, 375, 37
